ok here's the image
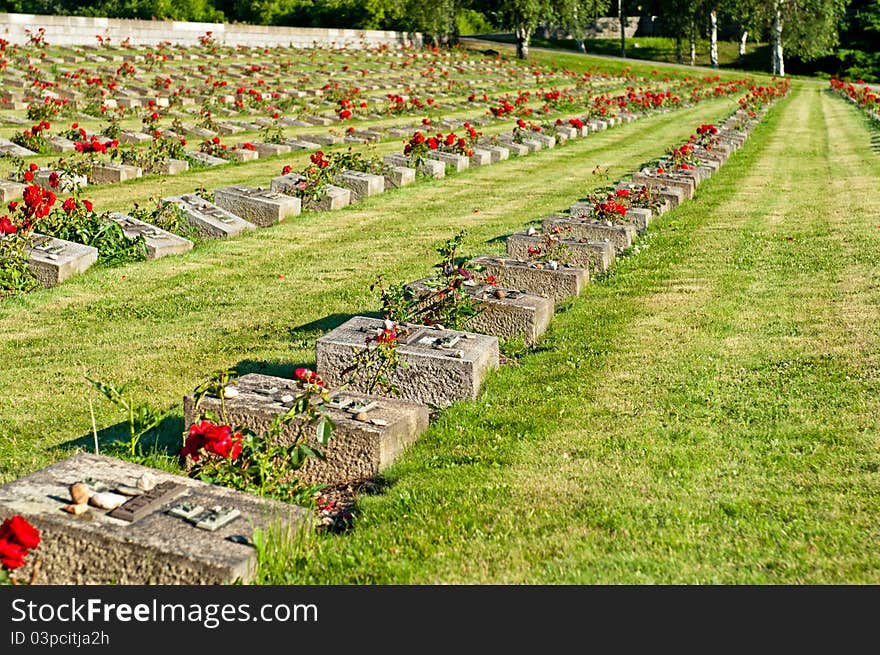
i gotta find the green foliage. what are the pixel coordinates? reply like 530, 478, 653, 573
87, 375, 169, 456
0, 234, 40, 298
39, 203, 148, 266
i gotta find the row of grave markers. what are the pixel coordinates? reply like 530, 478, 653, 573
0, 102, 775, 585
6, 100, 670, 290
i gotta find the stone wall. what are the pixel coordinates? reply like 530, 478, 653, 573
0, 13, 422, 48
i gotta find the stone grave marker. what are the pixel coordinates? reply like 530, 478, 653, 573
270, 174, 351, 212
477, 144, 510, 162
301, 133, 345, 146
383, 165, 416, 189
0, 453, 309, 585
468, 148, 493, 167
183, 373, 430, 486
213, 185, 301, 226
283, 138, 322, 151
631, 170, 695, 200
90, 163, 143, 184
336, 170, 385, 202
186, 151, 229, 167
46, 136, 75, 153
34, 170, 87, 193
505, 231, 615, 275
0, 138, 34, 157
161, 194, 257, 238
470, 255, 589, 303
252, 142, 292, 158
542, 215, 637, 253
225, 148, 259, 162
383, 154, 445, 179
118, 130, 154, 145
430, 151, 469, 172
156, 158, 190, 175
316, 316, 499, 408
25, 233, 98, 287
405, 277, 554, 345
0, 180, 25, 202
108, 212, 194, 259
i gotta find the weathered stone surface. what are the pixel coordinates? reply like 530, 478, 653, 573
478, 144, 510, 162
215, 121, 245, 135
505, 231, 615, 275
0, 137, 34, 157
225, 148, 259, 162
34, 170, 87, 193
316, 316, 499, 408
383, 165, 416, 189
468, 148, 493, 167
46, 136, 75, 153
214, 185, 301, 226
270, 174, 351, 211
301, 133, 345, 146
470, 255, 589, 303
0, 180, 25, 202
108, 212, 194, 258
252, 142, 292, 158
541, 215, 637, 253
25, 233, 98, 287
631, 171, 695, 200
157, 158, 189, 175
186, 150, 229, 167
616, 180, 684, 209
90, 162, 143, 184
183, 374, 430, 486
161, 194, 256, 238
0, 453, 309, 585
531, 133, 556, 149
383, 154, 445, 179
336, 170, 384, 202
283, 138, 322, 150
406, 277, 554, 345
431, 151, 469, 172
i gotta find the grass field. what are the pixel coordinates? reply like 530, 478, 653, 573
2, 45, 879, 582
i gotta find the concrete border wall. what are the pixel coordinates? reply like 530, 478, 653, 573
0, 13, 423, 48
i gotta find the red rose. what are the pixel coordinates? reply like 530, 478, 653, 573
83, 199, 93, 212
427, 137, 438, 150
48, 171, 60, 189
0, 216, 17, 235
23, 171, 34, 182
29, 163, 38, 172
212, 136, 220, 144
0, 539, 27, 570
1, 515, 40, 550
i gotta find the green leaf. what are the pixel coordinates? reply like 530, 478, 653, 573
315, 416, 334, 445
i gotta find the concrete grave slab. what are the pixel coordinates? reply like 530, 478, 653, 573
213, 185, 301, 226
316, 316, 499, 408
0, 453, 309, 585
108, 213, 194, 259
405, 277, 554, 345
186, 151, 229, 167
270, 174, 351, 211
161, 194, 256, 238
183, 373, 430, 486
506, 231, 615, 275
541, 215, 637, 253
470, 255, 589, 303
336, 170, 384, 202
90, 163, 142, 184
252, 142, 292, 158
25, 233, 98, 287
383, 154, 445, 179
383, 165, 416, 189
0, 180, 25, 202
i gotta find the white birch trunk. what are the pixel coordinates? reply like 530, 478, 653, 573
709, 10, 718, 68
773, 6, 784, 76
689, 23, 696, 66
515, 25, 530, 60
739, 30, 748, 61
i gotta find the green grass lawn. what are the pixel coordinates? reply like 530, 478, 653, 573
2, 76, 879, 582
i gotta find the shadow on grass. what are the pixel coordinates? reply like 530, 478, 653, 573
55, 414, 185, 459
289, 311, 378, 337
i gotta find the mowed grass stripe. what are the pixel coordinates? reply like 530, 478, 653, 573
284, 84, 880, 584
0, 96, 738, 480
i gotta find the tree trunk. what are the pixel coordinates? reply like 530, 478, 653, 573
709, 10, 718, 68
618, 0, 626, 58
739, 30, 748, 63
515, 24, 530, 60
676, 35, 683, 65
772, 5, 784, 76
576, 39, 585, 53
689, 22, 696, 66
